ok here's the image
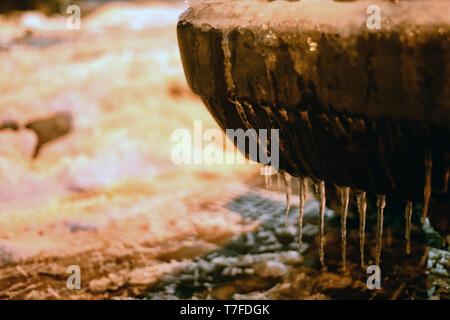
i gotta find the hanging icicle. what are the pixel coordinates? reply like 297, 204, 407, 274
356, 191, 367, 268
405, 201, 413, 254
376, 195, 386, 266
444, 167, 449, 193
277, 172, 281, 192
268, 167, 272, 189
315, 181, 326, 268
298, 177, 308, 251
340, 186, 350, 271
283, 172, 292, 226
422, 150, 432, 224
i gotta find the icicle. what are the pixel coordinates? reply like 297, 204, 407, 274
264, 168, 269, 189
264, 166, 270, 189
298, 177, 308, 251
405, 201, 413, 254
315, 181, 326, 268
268, 167, 272, 189
265, 166, 274, 189
340, 186, 350, 271
444, 167, 449, 193
283, 172, 292, 226
356, 191, 367, 268
376, 195, 386, 266
422, 150, 432, 224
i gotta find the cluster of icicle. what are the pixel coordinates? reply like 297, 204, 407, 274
263, 149, 436, 270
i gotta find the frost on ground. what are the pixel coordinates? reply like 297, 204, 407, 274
0, 1, 258, 300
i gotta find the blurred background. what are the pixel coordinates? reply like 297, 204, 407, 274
0, 0, 448, 300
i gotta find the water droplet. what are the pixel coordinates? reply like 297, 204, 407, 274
262, 31, 278, 46
307, 37, 318, 52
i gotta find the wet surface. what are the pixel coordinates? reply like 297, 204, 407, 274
143, 189, 449, 300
